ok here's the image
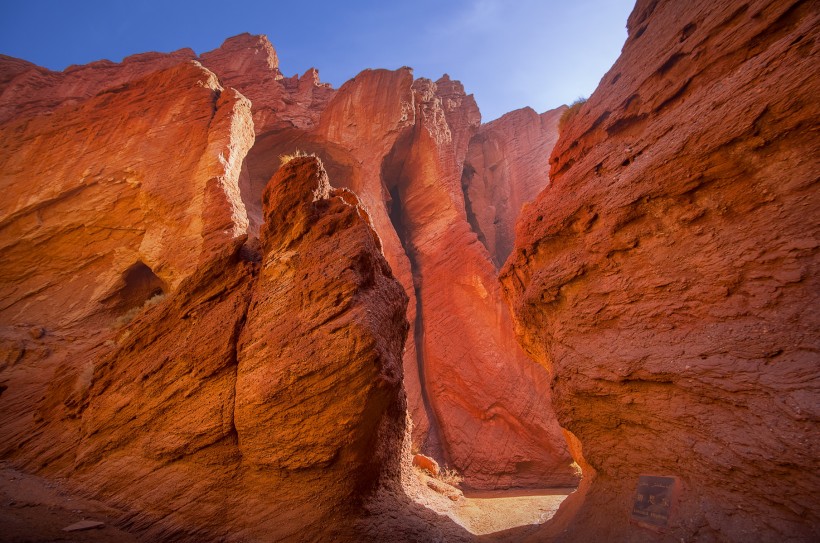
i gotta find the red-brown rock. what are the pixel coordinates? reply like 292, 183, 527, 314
412, 453, 440, 476
234, 62, 578, 489
463, 106, 564, 266
0, 49, 197, 124
1, 150, 410, 541
200, 33, 335, 133
383, 77, 577, 488
0, 60, 252, 335
501, 0, 820, 540
0, 28, 578, 515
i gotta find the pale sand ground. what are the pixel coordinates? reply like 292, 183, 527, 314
409, 470, 574, 536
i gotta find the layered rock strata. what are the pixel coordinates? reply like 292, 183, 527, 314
463, 106, 564, 267
1, 125, 410, 541
501, 0, 820, 540
0, 30, 577, 499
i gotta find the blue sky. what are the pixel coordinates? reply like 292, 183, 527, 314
0, 0, 634, 121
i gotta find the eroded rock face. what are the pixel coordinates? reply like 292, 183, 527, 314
384, 77, 576, 488
1, 150, 409, 540
0, 60, 252, 334
232, 59, 577, 487
0, 29, 577, 503
501, 0, 820, 540
0, 49, 197, 124
463, 106, 564, 266
235, 157, 408, 495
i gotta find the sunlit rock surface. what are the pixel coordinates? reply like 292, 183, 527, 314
463, 105, 564, 267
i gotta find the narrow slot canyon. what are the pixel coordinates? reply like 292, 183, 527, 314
385, 179, 446, 462
0, 27, 598, 542
230, 95, 580, 534
1, 1, 817, 541
204, 60, 582, 535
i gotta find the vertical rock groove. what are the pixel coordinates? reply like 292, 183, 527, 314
384, 157, 445, 461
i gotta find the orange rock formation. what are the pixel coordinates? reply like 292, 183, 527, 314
1, 141, 410, 540
0, 31, 575, 494
501, 0, 820, 541
199, 37, 578, 488
463, 106, 564, 266
9, 0, 814, 539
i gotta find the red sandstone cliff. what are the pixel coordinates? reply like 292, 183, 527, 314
380, 76, 574, 488
0, 27, 580, 540
501, 0, 820, 541
199, 36, 578, 488
0, 32, 575, 493
1, 138, 410, 541
463, 106, 564, 267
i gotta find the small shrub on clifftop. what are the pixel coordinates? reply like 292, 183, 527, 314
279, 149, 313, 166
559, 97, 587, 132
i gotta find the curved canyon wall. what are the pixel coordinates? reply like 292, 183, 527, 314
501, 0, 820, 541
194, 35, 578, 489
0, 25, 577, 542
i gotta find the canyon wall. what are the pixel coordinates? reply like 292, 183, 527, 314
0, 26, 578, 541
501, 0, 820, 541
463, 105, 564, 267
195, 35, 578, 488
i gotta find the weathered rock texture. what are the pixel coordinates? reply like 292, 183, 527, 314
501, 0, 820, 541
463, 106, 564, 267
0, 60, 252, 336
0, 31, 577, 541
380, 76, 575, 488
196, 34, 577, 488
1, 145, 410, 541
0, 49, 198, 124
233, 60, 577, 489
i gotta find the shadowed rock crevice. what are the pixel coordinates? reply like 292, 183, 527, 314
459, 159, 492, 263
382, 134, 446, 462
102, 261, 167, 318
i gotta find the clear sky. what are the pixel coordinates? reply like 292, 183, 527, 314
0, 0, 634, 121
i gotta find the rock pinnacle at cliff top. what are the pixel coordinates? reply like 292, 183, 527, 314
0, 0, 635, 121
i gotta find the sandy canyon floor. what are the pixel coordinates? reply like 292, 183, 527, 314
0, 462, 573, 541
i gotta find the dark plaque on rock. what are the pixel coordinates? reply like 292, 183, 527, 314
630, 475, 677, 530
